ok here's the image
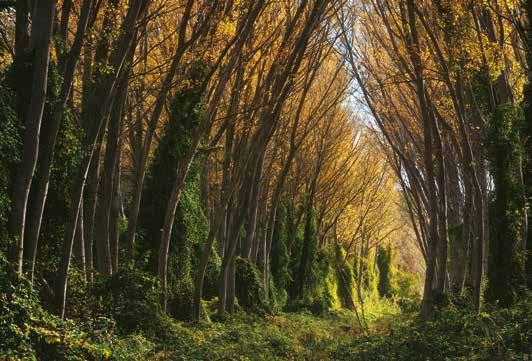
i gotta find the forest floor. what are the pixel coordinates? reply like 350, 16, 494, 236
143, 301, 405, 360
144, 297, 531, 361
3, 257, 530, 361
146, 312, 387, 360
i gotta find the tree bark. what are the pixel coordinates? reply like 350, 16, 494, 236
193, 215, 223, 320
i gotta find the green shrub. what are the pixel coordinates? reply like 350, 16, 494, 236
394, 269, 421, 302
0, 252, 123, 360
376, 245, 394, 298
235, 257, 268, 313
286, 245, 342, 314
334, 244, 356, 310
334, 294, 532, 360
270, 202, 290, 300
92, 269, 168, 336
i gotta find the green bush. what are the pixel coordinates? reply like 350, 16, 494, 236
394, 269, 421, 302
334, 244, 356, 310
0, 252, 133, 360
334, 294, 532, 360
92, 269, 168, 336
286, 245, 342, 314
235, 257, 268, 313
376, 245, 394, 298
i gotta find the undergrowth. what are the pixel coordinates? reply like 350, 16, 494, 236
1, 252, 530, 360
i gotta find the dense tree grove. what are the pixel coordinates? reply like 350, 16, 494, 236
0, 0, 530, 359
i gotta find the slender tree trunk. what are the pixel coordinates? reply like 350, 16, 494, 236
243, 154, 264, 258
406, 0, 439, 318
450, 179, 471, 295
13, 0, 30, 118
218, 189, 249, 316
56, 0, 148, 318
24, 0, 94, 282
94, 74, 127, 275
193, 215, 223, 320
86, 131, 105, 273
110, 146, 122, 272
435, 130, 449, 292
522, 0, 532, 289
217, 257, 230, 317
226, 256, 236, 313
74, 199, 86, 279
8, 1, 56, 273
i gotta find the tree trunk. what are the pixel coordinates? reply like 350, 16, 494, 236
193, 216, 223, 320
94, 74, 127, 276
8, 0, 56, 273
13, 0, 31, 118
74, 199, 86, 279
450, 179, 471, 295
110, 146, 122, 272
85, 131, 105, 274
217, 189, 249, 316
524, 0, 532, 289
435, 128, 449, 293
405, 0, 439, 319
226, 256, 236, 313
243, 154, 264, 258
56, 0, 148, 318
23, 0, 94, 281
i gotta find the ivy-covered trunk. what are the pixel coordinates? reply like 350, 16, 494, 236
486, 104, 526, 307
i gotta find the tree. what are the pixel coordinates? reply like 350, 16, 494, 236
8, 0, 56, 273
